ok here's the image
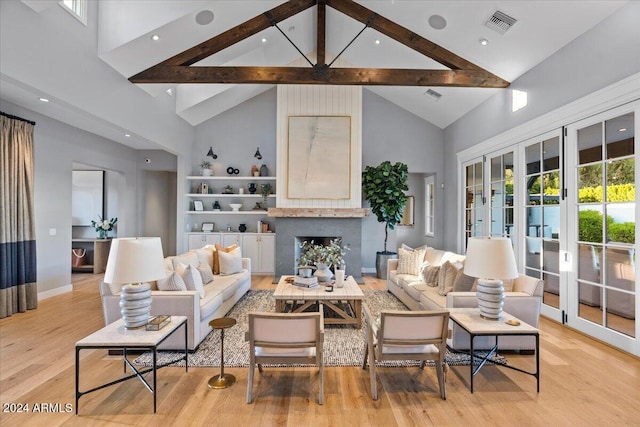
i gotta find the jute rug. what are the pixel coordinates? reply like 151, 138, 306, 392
134, 290, 506, 368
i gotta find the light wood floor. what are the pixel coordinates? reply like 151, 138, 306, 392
1, 274, 639, 427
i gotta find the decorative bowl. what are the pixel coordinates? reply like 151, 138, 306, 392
229, 203, 242, 212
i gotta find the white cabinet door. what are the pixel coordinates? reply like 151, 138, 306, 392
222, 233, 242, 247
258, 234, 275, 273
187, 234, 221, 250
241, 234, 275, 273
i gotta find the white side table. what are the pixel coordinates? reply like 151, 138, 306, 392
75, 316, 188, 415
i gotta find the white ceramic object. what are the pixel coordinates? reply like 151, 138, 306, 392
120, 283, 152, 328
476, 279, 505, 320
229, 203, 242, 212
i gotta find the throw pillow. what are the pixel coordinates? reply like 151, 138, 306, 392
452, 269, 476, 292
198, 263, 215, 284
157, 271, 187, 291
194, 247, 214, 270
176, 262, 205, 298
218, 246, 243, 275
419, 262, 440, 287
396, 246, 427, 275
172, 251, 199, 270
438, 261, 463, 296
214, 244, 239, 274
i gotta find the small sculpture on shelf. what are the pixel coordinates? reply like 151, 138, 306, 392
223, 185, 234, 194
251, 165, 260, 177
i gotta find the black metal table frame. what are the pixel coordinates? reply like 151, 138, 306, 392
75, 318, 188, 415
449, 319, 540, 393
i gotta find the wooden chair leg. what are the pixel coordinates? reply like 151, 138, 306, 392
368, 342, 377, 400
319, 363, 324, 405
258, 363, 263, 374
246, 361, 254, 403
435, 362, 446, 400
362, 344, 369, 369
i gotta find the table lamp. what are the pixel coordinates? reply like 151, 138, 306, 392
463, 237, 519, 320
104, 237, 166, 329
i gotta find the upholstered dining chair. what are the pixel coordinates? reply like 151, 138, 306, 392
361, 305, 449, 400
246, 307, 324, 404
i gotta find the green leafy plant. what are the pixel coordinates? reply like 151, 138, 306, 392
297, 238, 350, 268
199, 160, 211, 169
362, 161, 409, 253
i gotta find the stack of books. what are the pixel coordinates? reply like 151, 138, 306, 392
146, 315, 171, 331
293, 276, 319, 288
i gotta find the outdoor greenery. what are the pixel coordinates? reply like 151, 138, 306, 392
579, 210, 635, 244
362, 161, 409, 253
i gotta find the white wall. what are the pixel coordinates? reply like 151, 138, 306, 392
442, 1, 640, 252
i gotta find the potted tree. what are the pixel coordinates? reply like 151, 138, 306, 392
362, 161, 409, 278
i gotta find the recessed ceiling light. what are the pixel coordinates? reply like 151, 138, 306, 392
195, 10, 214, 26
38, 97, 49, 102
618, 127, 628, 132
479, 38, 489, 46
428, 15, 447, 30
288, 26, 296, 33
151, 34, 159, 41
375, 39, 381, 45
261, 38, 267, 43
166, 88, 173, 96
124, 134, 131, 137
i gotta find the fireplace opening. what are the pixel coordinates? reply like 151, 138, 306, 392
294, 236, 340, 270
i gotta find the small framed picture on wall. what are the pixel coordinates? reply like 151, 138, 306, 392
193, 200, 204, 211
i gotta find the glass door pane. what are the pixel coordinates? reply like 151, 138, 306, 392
524, 137, 561, 309
464, 160, 484, 250
574, 111, 636, 339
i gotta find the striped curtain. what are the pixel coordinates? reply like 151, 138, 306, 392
0, 113, 38, 318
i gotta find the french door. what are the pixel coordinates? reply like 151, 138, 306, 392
565, 103, 638, 354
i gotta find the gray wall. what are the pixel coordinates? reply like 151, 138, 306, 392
362, 90, 445, 270
1, 100, 143, 295
442, 1, 640, 252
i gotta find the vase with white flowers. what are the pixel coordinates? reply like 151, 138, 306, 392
91, 216, 118, 239
297, 238, 350, 282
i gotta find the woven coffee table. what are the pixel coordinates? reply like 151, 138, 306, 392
274, 275, 364, 327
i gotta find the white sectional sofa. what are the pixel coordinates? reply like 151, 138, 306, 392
387, 246, 543, 352
100, 246, 251, 351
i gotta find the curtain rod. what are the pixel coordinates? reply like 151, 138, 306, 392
0, 111, 36, 126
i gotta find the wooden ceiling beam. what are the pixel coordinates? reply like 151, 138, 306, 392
129, 66, 510, 88
141, 0, 316, 69
316, 0, 326, 66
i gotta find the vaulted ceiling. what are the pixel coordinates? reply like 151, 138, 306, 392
101, 0, 626, 129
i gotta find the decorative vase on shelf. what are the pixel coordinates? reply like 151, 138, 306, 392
314, 263, 333, 282
213, 201, 221, 211
239, 224, 247, 233
98, 229, 108, 239
248, 183, 257, 194
260, 164, 268, 177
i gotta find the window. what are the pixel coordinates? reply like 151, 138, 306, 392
425, 176, 435, 236
59, 0, 87, 25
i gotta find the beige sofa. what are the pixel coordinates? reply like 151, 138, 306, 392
387, 246, 543, 352
100, 246, 251, 351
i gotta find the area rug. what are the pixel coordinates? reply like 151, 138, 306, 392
134, 290, 507, 368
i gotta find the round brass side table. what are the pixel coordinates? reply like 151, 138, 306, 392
208, 317, 237, 389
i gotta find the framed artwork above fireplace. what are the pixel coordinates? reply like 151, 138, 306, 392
287, 116, 351, 199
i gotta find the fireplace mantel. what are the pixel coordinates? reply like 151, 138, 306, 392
268, 208, 369, 218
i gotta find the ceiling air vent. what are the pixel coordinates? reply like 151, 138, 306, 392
484, 10, 517, 35
424, 89, 442, 102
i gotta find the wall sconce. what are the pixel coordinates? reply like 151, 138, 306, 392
254, 147, 262, 160
207, 146, 218, 160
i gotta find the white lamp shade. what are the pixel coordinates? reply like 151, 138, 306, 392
464, 237, 518, 280
104, 237, 167, 284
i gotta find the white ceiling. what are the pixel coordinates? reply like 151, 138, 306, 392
1, 1, 629, 151
98, 0, 627, 129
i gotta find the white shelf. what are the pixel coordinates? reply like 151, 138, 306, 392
186, 193, 275, 198
185, 211, 269, 215
186, 176, 275, 181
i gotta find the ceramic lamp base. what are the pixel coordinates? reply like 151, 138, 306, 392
120, 283, 152, 328
476, 279, 505, 321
